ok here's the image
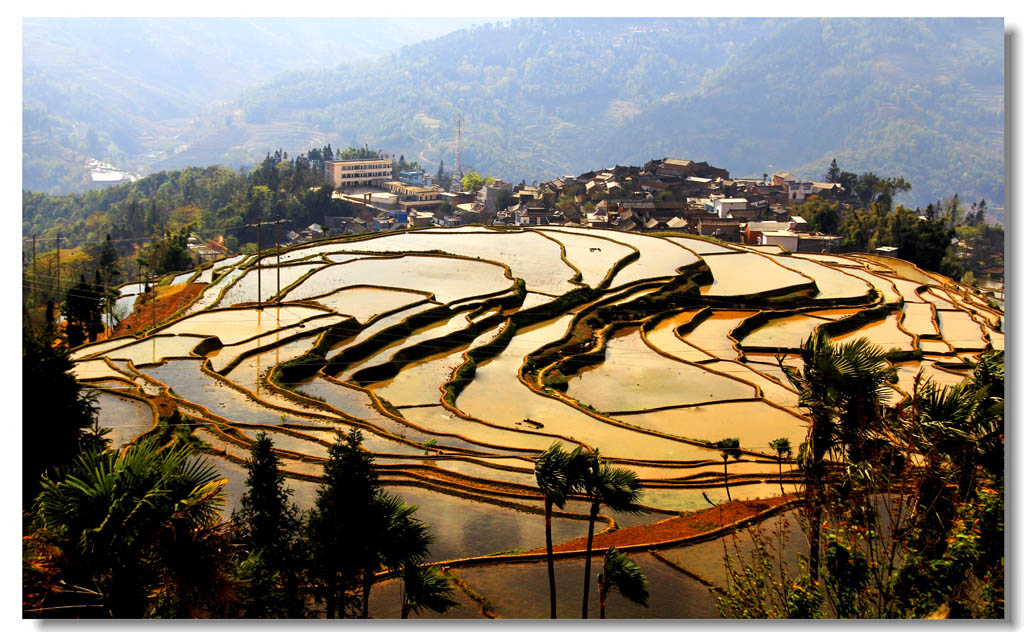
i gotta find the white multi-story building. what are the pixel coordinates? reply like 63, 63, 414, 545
714, 197, 748, 219
326, 158, 394, 188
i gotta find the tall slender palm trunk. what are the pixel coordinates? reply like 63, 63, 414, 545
325, 580, 336, 619
599, 580, 608, 619
544, 497, 557, 618
806, 436, 826, 582
808, 498, 822, 582
778, 457, 786, 497
581, 502, 599, 618
723, 457, 732, 501
361, 571, 373, 618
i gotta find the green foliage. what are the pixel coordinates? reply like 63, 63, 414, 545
577, 449, 644, 617
306, 428, 375, 618
142, 225, 194, 275
306, 428, 434, 618
718, 343, 1004, 619
233, 432, 307, 618
599, 547, 649, 618
240, 18, 1001, 208
22, 325, 98, 508
61, 273, 103, 345
336, 145, 383, 160
22, 18, 478, 193
29, 437, 231, 618
23, 154, 356, 279
460, 170, 494, 193
24, 19, 1003, 212
541, 368, 569, 392
535, 443, 587, 510
715, 437, 741, 460
400, 563, 460, 619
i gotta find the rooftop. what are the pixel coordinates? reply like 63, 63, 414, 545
327, 157, 391, 164
663, 158, 694, 167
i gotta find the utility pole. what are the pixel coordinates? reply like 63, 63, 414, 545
256, 218, 262, 310
55, 232, 60, 303
455, 111, 464, 186
151, 253, 156, 332
32, 235, 37, 318
276, 214, 281, 301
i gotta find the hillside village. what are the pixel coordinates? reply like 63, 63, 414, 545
304, 155, 849, 255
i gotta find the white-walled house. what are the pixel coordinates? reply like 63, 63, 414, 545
714, 197, 748, 219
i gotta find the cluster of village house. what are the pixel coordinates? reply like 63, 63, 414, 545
270, 155, 854, 254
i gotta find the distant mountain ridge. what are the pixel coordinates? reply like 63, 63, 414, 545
22, 17, 1003, 215
21, 17, 481, 193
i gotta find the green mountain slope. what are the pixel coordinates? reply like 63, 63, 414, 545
22, 17, 480, 193
227, 17, 1003, 209
23, 18, 1003, 214
596, 18, 1003, 210
232, 18, 784, 178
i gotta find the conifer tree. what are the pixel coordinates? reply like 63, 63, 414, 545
234, 432, 306, 618
307, 429, 377, 618
22, 325, 97, 508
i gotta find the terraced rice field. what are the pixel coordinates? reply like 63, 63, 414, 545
700, 252, 809, 297
73, 227, 1002, 618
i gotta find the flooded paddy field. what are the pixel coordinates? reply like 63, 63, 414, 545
282, 255, 514, 305
536, 228, 635, 286
69, 227, 1002, 616
544, 227, 700, 287
90, 388, 157, 447
453, 553, 719, 618
679, 310, 757, 359
701, 252, 809, 297
666, 235, 742, 254
832, 311, 915, 351
765, 255, 872, 300
215, 262, 324, 307
322, 229, 580, 295
566, 326, 755, 412
840, 268, 902, 303
739, 313, 832, 350
644, 310, 716, 362
936, 310, 989, 350
611, 400, 806, 452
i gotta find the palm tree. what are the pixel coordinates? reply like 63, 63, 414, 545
598, 547, 649, 619
779, 330, 896, 581
831, 338, 897, 462
400, 563, 459, 619
359, 492, 433, 618
578, 450, 643, 618
31, 437, 230, 617
716, 438, 741, 501
769, 437, 792, 497
534, 442, 585, 618
903, 368, 1003, 552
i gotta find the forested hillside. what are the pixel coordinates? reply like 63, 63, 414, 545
600, 19, 1004, 213
231, 18, 1003, 212
22, 18, 478, 193
23, 18, 1003, 214
235, 18, 785, 182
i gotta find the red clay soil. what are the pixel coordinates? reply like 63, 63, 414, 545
148, 392, 180, 418
111, 284, 206, 336
539, 494, 798, 553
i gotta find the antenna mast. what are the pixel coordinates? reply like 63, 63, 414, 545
455, 111, 463, 186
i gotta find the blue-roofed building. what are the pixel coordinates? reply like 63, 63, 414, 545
399, 170, 430, 185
